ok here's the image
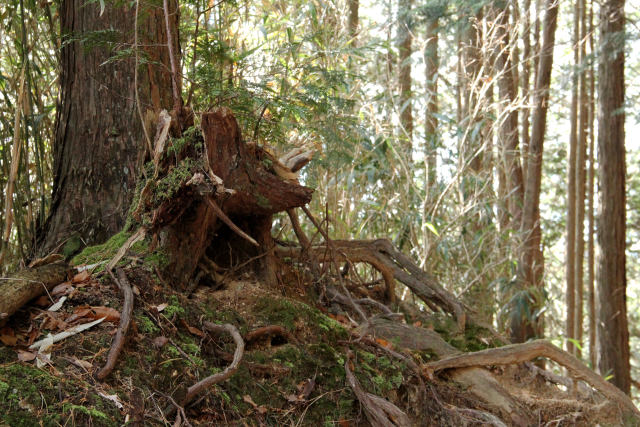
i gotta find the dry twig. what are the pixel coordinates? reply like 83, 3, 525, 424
95, 268, 134, 380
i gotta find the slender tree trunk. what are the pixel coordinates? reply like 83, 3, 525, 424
596, 0, 630, 395
516, 0, 559, 342
587, 0, 597, 370
424, 18, 438, 191
565, 0, 580, 355
574, 0, 588, 360
495, 4, 524, 228
521, 0, 531, 182
348, 0, 359, 44
397, 0, 413, 145
35, 0, 177, 256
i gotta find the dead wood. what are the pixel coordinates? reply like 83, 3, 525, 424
345, 350, 411, 427
276, 238, 466, 330
95, 268, 134, 380
0, 261, 69, 323
181, 322, 244, 406
423, 339, 640, 419
134, 108, 312, 288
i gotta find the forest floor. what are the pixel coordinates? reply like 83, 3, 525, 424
0, 230, 635, 426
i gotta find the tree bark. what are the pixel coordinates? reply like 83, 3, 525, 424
565, 0, 579, 355
35, 0, 178, 256
397, 0, 413, 145
596, 0, 630, 395
514, 0, 558, 342
574, 0, 588, 360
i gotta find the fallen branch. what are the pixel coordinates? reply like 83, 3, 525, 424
95, 268, 135, 380
0, 261, 69, 324
423, 339, 640, 419
345, 351, 410, 427
180, 322, 244, 406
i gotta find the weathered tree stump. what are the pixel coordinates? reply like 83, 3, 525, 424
148, 108, 313, 288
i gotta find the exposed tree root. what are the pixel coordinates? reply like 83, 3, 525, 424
95, 268, 134, 380
180, 322, 244, 406
277, 238, 466, 330
423, 339, 640, 419
345, 350, 411, 427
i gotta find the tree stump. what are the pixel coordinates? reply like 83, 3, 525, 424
151, 108, 313, 288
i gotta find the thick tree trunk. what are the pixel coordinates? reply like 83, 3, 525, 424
596, 0, 629, 395
35, 0, 178, 256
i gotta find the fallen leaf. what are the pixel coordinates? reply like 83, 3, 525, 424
17, 350, 37, 362
51, 283, 74, 296
153, 336, 168, 348
413, 321, 422, 327
72, 357, 93, 370
243, 395, 268, 414
375, 338, 392, 349
338, 419, 351, 427
34, 295, 51, 307
180, 319, 205, 337
65, 307, 92, 323
0, 328, 17, 346
72, 270, 90, 284
155, 303, 168, 312
88, 306, 120, 323
47, 296, 67, 312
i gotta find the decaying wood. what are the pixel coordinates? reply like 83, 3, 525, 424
423, 339, 640, 419
345, 350, 411, 427
151, 108, 313, 288
276, 238, 466, 330
95, 268, 135, 380
0, 261, 69, 323
181, 322, 244, 406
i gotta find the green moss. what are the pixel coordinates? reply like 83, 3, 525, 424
71, 230, 132, 267
164, 295, 185, 318
137, 314, 160, 334
62, 404, 111, 423
255, 193, 272, 209
0, 363, 120, 426
153, 158, 201, 205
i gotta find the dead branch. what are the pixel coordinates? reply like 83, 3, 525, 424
423, 339, 640, 418
95, 268, 135, 380
181, 322, 244, 406
344, 351, 411, 427
205, 197, 259, 247
0, 261, 69, 324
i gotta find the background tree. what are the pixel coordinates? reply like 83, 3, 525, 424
596, 0, 630, 394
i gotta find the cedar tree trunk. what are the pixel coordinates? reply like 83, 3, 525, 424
35, 0, 179, 256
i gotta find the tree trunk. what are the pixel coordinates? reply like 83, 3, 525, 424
565, 0, 580, 355
495, 4, 524, 228
596, 0, 630, 395
515, 0, 558, 342
574, 0, 588, 360
424, 18, 438, 192
586, 0, 597, 370
397, 0, 413, 145
35, 0, 178, 256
